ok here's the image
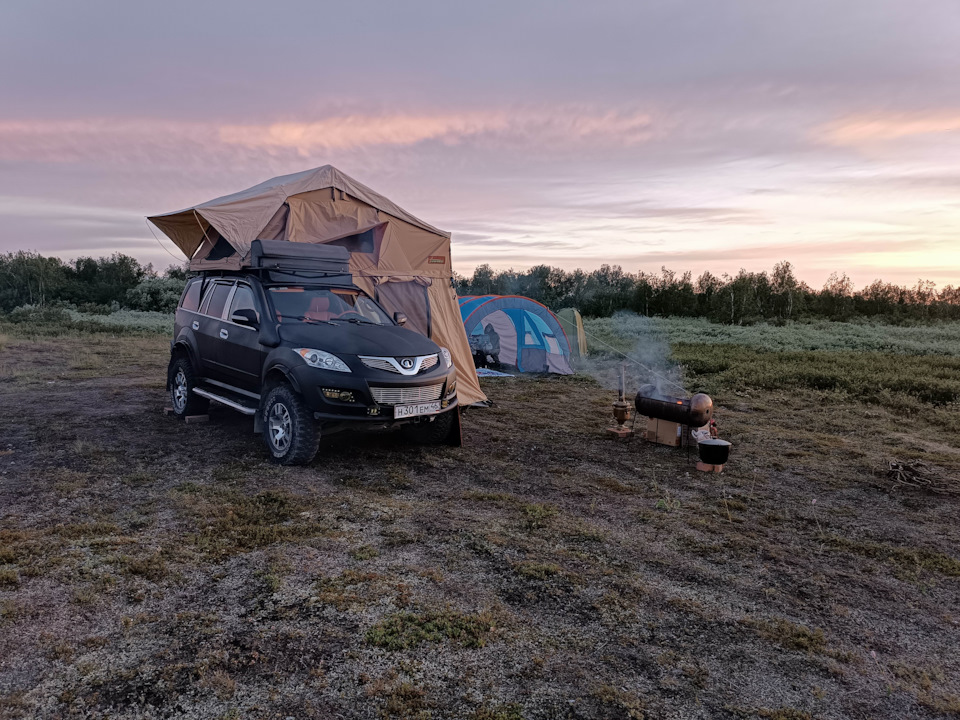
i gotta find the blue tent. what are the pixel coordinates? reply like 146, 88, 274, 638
458, 295, 573, 374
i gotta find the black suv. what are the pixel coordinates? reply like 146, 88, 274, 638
166, 240, 458, 464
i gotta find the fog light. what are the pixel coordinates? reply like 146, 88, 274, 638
441, 399, 449, 408
367, 407, 381, 416
446, 381, 457, 396
322, 388, 355, 402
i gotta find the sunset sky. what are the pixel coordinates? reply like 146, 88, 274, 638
1, 0, 959, 288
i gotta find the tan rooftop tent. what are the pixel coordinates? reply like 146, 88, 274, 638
148, 165, 486, 405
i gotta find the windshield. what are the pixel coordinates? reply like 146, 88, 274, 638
267, 286, 391, 325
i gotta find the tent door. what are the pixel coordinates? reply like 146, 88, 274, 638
376, 280, 432, 337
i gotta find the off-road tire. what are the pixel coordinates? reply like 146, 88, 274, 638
170, 355, 209, 417
261, 384, 320, 465
401, 409, 455, 445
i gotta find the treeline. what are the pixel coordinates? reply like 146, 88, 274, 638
456, 262, 960, 323
4, 249, 960, 324
0, 251, 187, 314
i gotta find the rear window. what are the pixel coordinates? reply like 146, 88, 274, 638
201, 282, 233, 319
180, 279, 202, 312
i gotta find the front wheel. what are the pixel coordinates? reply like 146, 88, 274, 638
170, 355, 209, 417
261, 384, 320, 465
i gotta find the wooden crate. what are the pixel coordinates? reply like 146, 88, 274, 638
645, 417, 681, 447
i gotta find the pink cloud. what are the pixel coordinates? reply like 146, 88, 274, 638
219, 109, 656, 152
817, 112, 960, 145
0, 108, 658, 165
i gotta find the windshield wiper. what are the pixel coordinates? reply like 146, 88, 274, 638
330, 317, 380, 325
282, 315, 337, 326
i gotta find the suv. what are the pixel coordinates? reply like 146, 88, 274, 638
166, 240, 459, 464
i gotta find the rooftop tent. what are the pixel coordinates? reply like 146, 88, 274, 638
148, 166, 486, 406
556, 308, 588, 358
458, 295, 574, 374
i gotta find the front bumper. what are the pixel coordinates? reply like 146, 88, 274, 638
287, 363, 458, 423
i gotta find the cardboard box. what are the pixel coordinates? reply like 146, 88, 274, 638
645, 417, 681, 447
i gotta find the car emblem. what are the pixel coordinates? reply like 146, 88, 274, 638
400, 358, 415, 370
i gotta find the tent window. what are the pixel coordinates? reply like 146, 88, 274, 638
326, 225, 381, 254
206, 231, 237, 261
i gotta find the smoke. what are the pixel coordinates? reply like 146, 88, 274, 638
574, 311, 686, 399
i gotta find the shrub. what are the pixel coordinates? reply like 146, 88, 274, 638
125, 276, 186, 313
6, 305, 72, 325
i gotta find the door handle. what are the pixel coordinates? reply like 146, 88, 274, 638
220, 329, 229, 339
192, 321, 199, 330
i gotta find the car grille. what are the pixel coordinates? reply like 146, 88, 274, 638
360, 357, 397, 372
360, 354, 439, 374
369, 383, 444, 406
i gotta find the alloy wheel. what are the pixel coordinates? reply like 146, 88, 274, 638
268, 402, 292, 453
173, 369, 188, 412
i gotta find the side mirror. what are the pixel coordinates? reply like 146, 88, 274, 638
393, 312, 407, 327
231, 308, 259, 328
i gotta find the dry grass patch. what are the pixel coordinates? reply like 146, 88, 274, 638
117, 551, 168, 582
472, 704, 524, 720
592, 684, 645, 719
351, 544, 380, 561
747, 617, 827, 654
520, 502, 558, 530
315, 569, 398, 611
379, 681, 432, 719
365, 608, 495, 650
0, 567, 20, 588
175, 484, 331, 557
511, 560, 562, 580
825, 535, 960, 577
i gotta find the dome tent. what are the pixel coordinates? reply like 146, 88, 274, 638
459, 295, 573, 374
148, 166, 485, 406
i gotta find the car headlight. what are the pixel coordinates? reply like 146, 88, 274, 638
294, 348, 351, 373
440, 347, 452, 369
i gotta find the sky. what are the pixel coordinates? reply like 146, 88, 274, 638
1, 0, 959, 289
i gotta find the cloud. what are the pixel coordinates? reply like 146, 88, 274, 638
0, 108, 657, 167
219, 109, 657, 152
817, 112, 960, 145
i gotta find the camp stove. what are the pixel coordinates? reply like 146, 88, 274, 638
635, 385, 713, 428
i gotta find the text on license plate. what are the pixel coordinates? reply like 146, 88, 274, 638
394, 401, 441, 419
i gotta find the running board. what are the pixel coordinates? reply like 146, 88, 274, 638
193, 387, 257, 415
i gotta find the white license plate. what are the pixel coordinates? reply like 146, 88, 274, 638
394, 401, 441, 419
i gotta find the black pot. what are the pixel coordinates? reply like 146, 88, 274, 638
697, 439, 731, 465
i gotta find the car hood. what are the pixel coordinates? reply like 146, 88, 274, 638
276, 321, 441, 358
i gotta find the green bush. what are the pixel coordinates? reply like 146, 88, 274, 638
6, 305, 73, 325
125, 276, 186, 313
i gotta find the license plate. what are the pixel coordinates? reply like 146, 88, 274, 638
394, 401, 441, 419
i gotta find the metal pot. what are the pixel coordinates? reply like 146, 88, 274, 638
697, 438, 731, 465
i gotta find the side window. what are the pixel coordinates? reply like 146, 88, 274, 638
180, 279, 202, 312
229, 285, 259, 323
200, 281, 233, 319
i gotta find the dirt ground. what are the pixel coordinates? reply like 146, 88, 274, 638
0, 332, 958, 719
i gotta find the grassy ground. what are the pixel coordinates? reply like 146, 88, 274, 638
0, 322, 959, 719
584, 313, 960, 356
